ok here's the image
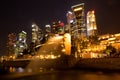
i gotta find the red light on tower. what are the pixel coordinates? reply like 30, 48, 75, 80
58, 21, 64, 27
59, 22, 64, 27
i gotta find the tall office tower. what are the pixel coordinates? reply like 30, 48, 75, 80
38, 28, 43, 43
32, 24, 39, 43
52, 21, 58, 34
14, 31, 27, 57
87, 10, 97, 36
45, 24, 51, 33
32, 23, 43, 45
52, 21, 64, 34
71, 3, 87, 37
6, 33, 16, 55
66, 11, 75, 34
58, 21, 65, 34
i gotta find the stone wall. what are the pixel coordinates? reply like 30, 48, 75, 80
75, 58, 120, 71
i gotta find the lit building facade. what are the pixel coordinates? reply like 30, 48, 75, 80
87, 10, 97, 36
52, 21, 58, 34
7, 33, 16, 55
66, 11, 75, 33
14, 31, 27, 57
51, 21, 64, 34
58, 21, 64, 34
32, 24, 43, 45
45, 24, 51, 33
71, 3, 87, 37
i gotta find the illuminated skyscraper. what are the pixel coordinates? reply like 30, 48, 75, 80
58, 21, 65, 34
14, 31, 27, 57
52, 21, 58, 34
71, 3, 87, 37
87, 10, 97, 36
32, 24, 39, 43
51, 21, 64, 34
67, 11, 74, 24
45, 24, 51, 33
6, 33, 16, 55
32, 23, 43, 45
66, 11, 75, 34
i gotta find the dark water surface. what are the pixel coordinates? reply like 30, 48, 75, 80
1, 67, 120, 80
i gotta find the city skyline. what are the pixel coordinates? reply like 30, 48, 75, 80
0, 0, 120, 55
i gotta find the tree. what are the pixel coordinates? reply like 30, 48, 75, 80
88, 35, 100, 45
104, 45, 117, 57
73, 36, 88, 54
78, 38, 88, 52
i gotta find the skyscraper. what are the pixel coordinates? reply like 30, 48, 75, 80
87, 10, 97, 36
6, 33, 16, 55
71, 3, 87, 37
51, 21, 58, 34
32, 23, 43, 45
66, 11, 75, 34
32, 24, 39, 43
14, 31, 27, 57
58, 21, 65, 34
45, 24, 51, 33
51, 21, 64, 34
66, 11, 74, 24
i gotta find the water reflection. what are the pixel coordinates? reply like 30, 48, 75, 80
9, 67, 16, 73
7, 66, 55, 73
2, 67, 120, 80
17, 67, 24, 73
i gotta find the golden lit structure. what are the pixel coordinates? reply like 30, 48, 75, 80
87, 10, 97, 36
64, 33, 71, 55
71, 3, 87, 37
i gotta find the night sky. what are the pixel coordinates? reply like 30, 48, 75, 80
0, 0, 120, 55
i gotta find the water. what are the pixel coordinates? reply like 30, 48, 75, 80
1, 67, 120, 80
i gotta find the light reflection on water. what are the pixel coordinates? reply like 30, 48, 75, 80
2, 67, 120, 80
9, 67, 25, 73
8, 67, 54, 73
